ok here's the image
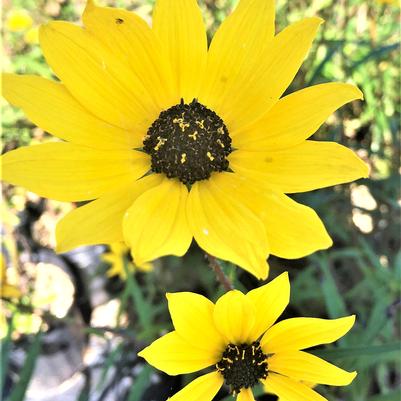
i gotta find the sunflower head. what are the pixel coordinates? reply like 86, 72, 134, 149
138, 272, 357, 400
1, 0, 368, 280
143, 98, 231, 185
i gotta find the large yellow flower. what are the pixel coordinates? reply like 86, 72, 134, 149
1, 0, 368, 279
139, 273, 357, 401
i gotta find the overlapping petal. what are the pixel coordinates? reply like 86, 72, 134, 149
213, 290, 256, 344
264, 373, 328, 401
232, 83, 363, 149
2, 74, 137, 150
83, 0, 175, 110
230, 142, 369, 194
1, 143, 149, 202
201, 17, 322, 132
245, 272, 290, 340
259, 191, 332, 259
123, 177, 192, 266
138, 331, 218, 375
168, 372, 224, 401
166, 292, 226, 354
269, 351, 357, 385
187, 172, 270, 279
152, 0, 207, 102
39, 21, 159, 131
261, 316, 356, 353
56, 175, 162, 252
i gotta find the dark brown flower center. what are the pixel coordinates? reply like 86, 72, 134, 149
143, 99, 232, 185
216, 341, 268, 395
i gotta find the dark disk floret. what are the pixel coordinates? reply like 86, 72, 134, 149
143, 99, 232, 185
216, 341, 268, 394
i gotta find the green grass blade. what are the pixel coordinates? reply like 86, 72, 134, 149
367, 389, 401, 401
6, 331, 42, 401
1, 315, 14, 396
126, 365, 153, 401
312, 342, 401, 360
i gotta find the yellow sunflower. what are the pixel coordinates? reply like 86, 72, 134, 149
138, 272, 357, 401
1, 0, 368, 279
102, 242, 153, 279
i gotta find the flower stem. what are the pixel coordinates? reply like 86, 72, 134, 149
205, 253, 234, 292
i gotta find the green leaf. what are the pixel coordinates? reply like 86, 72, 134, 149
311, 342, 401, 360
126, 365, 153, 401
6, 331, 42, 401
367, 390, 401, 401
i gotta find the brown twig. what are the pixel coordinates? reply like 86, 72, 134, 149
205, 253, 234, 292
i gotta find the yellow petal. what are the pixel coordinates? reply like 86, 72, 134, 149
152, 0, 207, 102
123, 177, 192, 265
245, 272, 290, 340
83, 1, 175, 110
260, 191, 332, 259
1, 143, 149, 202
168, 371, 224, 401
39, 21, 159, 132
166, 292, 226, 354
237, 388, 256, 401
187, 173, 269, 279
269, 351, 357, 386
231, 142, 369, 194
264, 373, 328, 401
2, 284, 21, 299
200, 0, 275, 127
233, 83, 363, 150
138, 331, 217, 375
2, 73, 138, 150
202, 17, 322, 132
213, 289, 256, 344
261, 315, 356, 353
56, 175, 162, 253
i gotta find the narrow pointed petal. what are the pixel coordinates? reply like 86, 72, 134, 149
230, 142, 369, 194
123, 177, 192, 265
269, 351, 357, 386
213, 290, 256, 344
200, 0, 275, 126
168, 372, 224, 401
237, 388, 256, 401
152, 0, 207, 102
261, 316, 356, 353
233, 83, 363, 149
82, 1, 175, 110
39, 21, 159, 131
264, 373, 328, 401
2, 74, 138, 150
138, 331, 218, 375
56, 175, 162, 253
166, 292, 226, 354
246, 272, 290, 340
187, 173, 269, 280
202, 17, 322, 132
1, 143, 149, 202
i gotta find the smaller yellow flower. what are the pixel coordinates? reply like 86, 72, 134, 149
6, 10, 33, 32
139, 273, 356, 401
102, 242, 152, 280
24, 26, 39, 44
1, 255, 21, 299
